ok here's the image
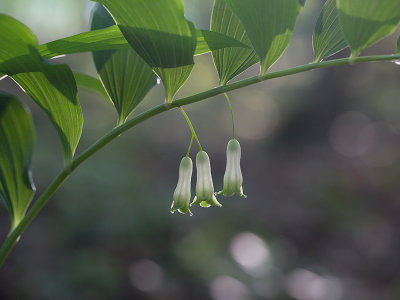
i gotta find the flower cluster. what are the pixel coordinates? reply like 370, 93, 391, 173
170, 139, 245, 215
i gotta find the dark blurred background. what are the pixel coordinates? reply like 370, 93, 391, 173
1, 0, 400, 299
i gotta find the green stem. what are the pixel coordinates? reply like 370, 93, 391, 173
223, 93, 235, 139
179, 107, 203, 151
0, 53, 399, 267
186, 135, 194, 157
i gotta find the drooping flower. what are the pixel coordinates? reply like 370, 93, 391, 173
170, 156, 193, 215
217, 139, 246, 197
191, 151, 222, 208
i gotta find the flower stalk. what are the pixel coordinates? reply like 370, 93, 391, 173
224, 93, 236, 139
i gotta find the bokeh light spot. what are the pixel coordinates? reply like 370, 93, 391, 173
329, 111, 375, 157
210, 276, 249, 300
286, 269, 342, 300
129, 259, 163, 292
230, 232, 270, 276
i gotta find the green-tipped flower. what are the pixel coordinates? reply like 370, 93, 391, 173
191, 151, 222, 208
171, 157, 193, 215
218, 139, 246, 197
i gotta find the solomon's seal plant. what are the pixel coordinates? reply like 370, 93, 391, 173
0, 0, 400, 266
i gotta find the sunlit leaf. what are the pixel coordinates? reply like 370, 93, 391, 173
0, 92, 35, 231
91, 4, 157, 125
0, 14, 83, 163
39, 26, 249, 59
39, 26, 127, 59
337, 0, 400, 57
225, 0, 304, 74
211, 0, 259, 85
94, 0, 197, 102
312, 0, 348, 62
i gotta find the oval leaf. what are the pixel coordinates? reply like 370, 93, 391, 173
0, 92, 35, 231
337, 0, 400, 57
91, 4, 157, 125
94, 0, 197, 102
312, 0, 348, 62
211, 0, 259, 85
225, 0, 304, 74
0, 14, 83, 163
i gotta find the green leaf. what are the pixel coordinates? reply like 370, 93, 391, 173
0, 92, 35, 231
39, 26, 249, 59
397, 36, 400, 54
196, 29, 251, 55
39, 26, 128, 59
337, 0, 400, 57
0, 14, 83, 163
312, 0, 348, 62
94, 0, 197, 102
74, 72, 108, 99
211, 0, 259, 85
225, 0, 304, 75
91, 4, 157, 125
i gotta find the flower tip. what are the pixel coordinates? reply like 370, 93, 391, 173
200, 201, 211, 208
211, 196, 222, 207
177, 207, 192, 215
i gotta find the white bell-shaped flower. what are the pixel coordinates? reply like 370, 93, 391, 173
191, 151, 221, 208
170, 156, 193, 215
218, 139, 246, 197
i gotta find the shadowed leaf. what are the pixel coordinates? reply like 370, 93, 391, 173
313, 0, 348, 62
211, 0, 259, 85
94, 0, 197, 102
91, 4, 157, 125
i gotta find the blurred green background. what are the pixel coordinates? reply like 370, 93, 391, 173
1, 0, 400, 299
